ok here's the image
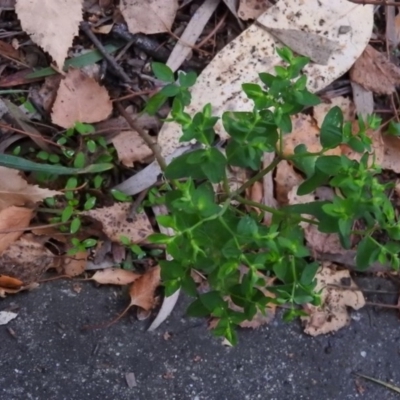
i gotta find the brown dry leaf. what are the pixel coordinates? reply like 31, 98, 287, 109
0, 234, 59, 284
282, 114, 341, 157
301, 265, 365, 336
274, 160, 303, 206
246, 181, 263, 214
90, 268, 140, 285
378, 134, 400, 173
0, 275, 23, 289
15, 0, 83, 68
111, 130, 153, 167
350, 45, 400, 95
82, 203, 153, 243
0, 207, 33, 253
120, 0, 178, 35
129, 266, 161, 311
51, 69, 112, 129
37, 75, 62, 114
238, 0, 271, 20
0, 282, 39, 298
0, 167, 61, 211
63, 251, 87, 277
313, 96, 355, 128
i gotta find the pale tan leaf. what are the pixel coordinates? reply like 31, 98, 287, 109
63, 251, 87, 277
0, 167, 61, 211
81, 203, 153, 243
0, 274, 23, 289
0, 234, 58, 284
0, 311, 18, 325
90, 268, 140, 285
0, 207, 33, 253
82, 203, 153, 243
350, 45, 400, 95
120, 0, 178, 35
51, 69, 112, 129
301, 265, 365, 336
129, 266, 161, 311
166, 0, 219, 72
15, 0, 83, 68
238, 0, 271, 21
111, 130, 153, 167
283, 114, 341, 157
351, 82, 374, 117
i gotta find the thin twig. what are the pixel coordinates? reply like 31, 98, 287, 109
128, 188, 149, 218
80, 21, 132, 84
115, 103, 167, 170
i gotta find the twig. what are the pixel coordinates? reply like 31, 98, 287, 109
80, 21, 132, 84
128, 188, 149, 218
366, 301, 400, 309
115, 103, 167, 170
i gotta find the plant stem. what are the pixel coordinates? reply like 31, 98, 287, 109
236, 196, 318, 225
234, 156, 281, 196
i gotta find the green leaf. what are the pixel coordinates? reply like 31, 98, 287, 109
297, 168, 329, 195
320, 106, 343, 148
152, 62, 174, 82
160, 83, 180, 97
27, 43, 123, 79
387, 120, 400, 136
291, 144, 316, 178
111, 189, 132, 202
144, 92, 167, 115
356, 236, 380, 270
200, 291, 226, 312
61, 205, 74, 222
75, 122, 95, 135
187, 299, 210, 317
84, 196, 96, 210
148, 233, 173, 244
165, 151, 208, 180
300, 262, 319, 285
73, 152, 85, 168
70, 217, 81, 234
237, 215, 258, 236
83, 238, 97, 248
178, 71, 197, 87
200, 148, 227, 183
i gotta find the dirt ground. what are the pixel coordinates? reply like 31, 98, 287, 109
1, 276, 400, 400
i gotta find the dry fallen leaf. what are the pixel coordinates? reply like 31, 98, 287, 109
51, 69, 112, 128
0, 206, 33, 253
83, 203, 153, 243
0, 167, 62, 211
0, 311, 18, 325
238, 0, 271, 20
63, 251, 87, 277
15, 0, 83, 68
274, 160, 303, 206
90, 268, 140, 285
129, 266, 161, 311
120, 0, 178, 35
378, 134, 400, 173
111, 130, 153, 167
0, 234, 59, 284
350, 45, 400, 95
301, 265, 365, 336
0, 275, 23, 289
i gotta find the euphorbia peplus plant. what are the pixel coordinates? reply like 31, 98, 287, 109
145, 47, 395, 345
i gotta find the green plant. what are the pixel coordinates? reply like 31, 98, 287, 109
67, 237, 98, 256
144, 47, 394, 345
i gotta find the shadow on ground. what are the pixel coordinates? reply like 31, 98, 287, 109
1, 276, 400, 400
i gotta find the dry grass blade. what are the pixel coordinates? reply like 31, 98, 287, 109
354, 373, 400, 394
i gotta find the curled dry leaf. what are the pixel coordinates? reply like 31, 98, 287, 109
51, 69, 112, 129
111, 130, 154, 167
129, 266, 161, 311
0, 234, 59, 284
63, 251, 87, 277
301, 265, 365, 336
90, 267, 140, 285
0, 167, 62, 211
82, 203, 153, 243
15, 0, 83, 68
350, 45, 400, 95
0, 275, 23, 289
0, 206, 33, 253
238, 0, 271, 21
120, 0, 178, 35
